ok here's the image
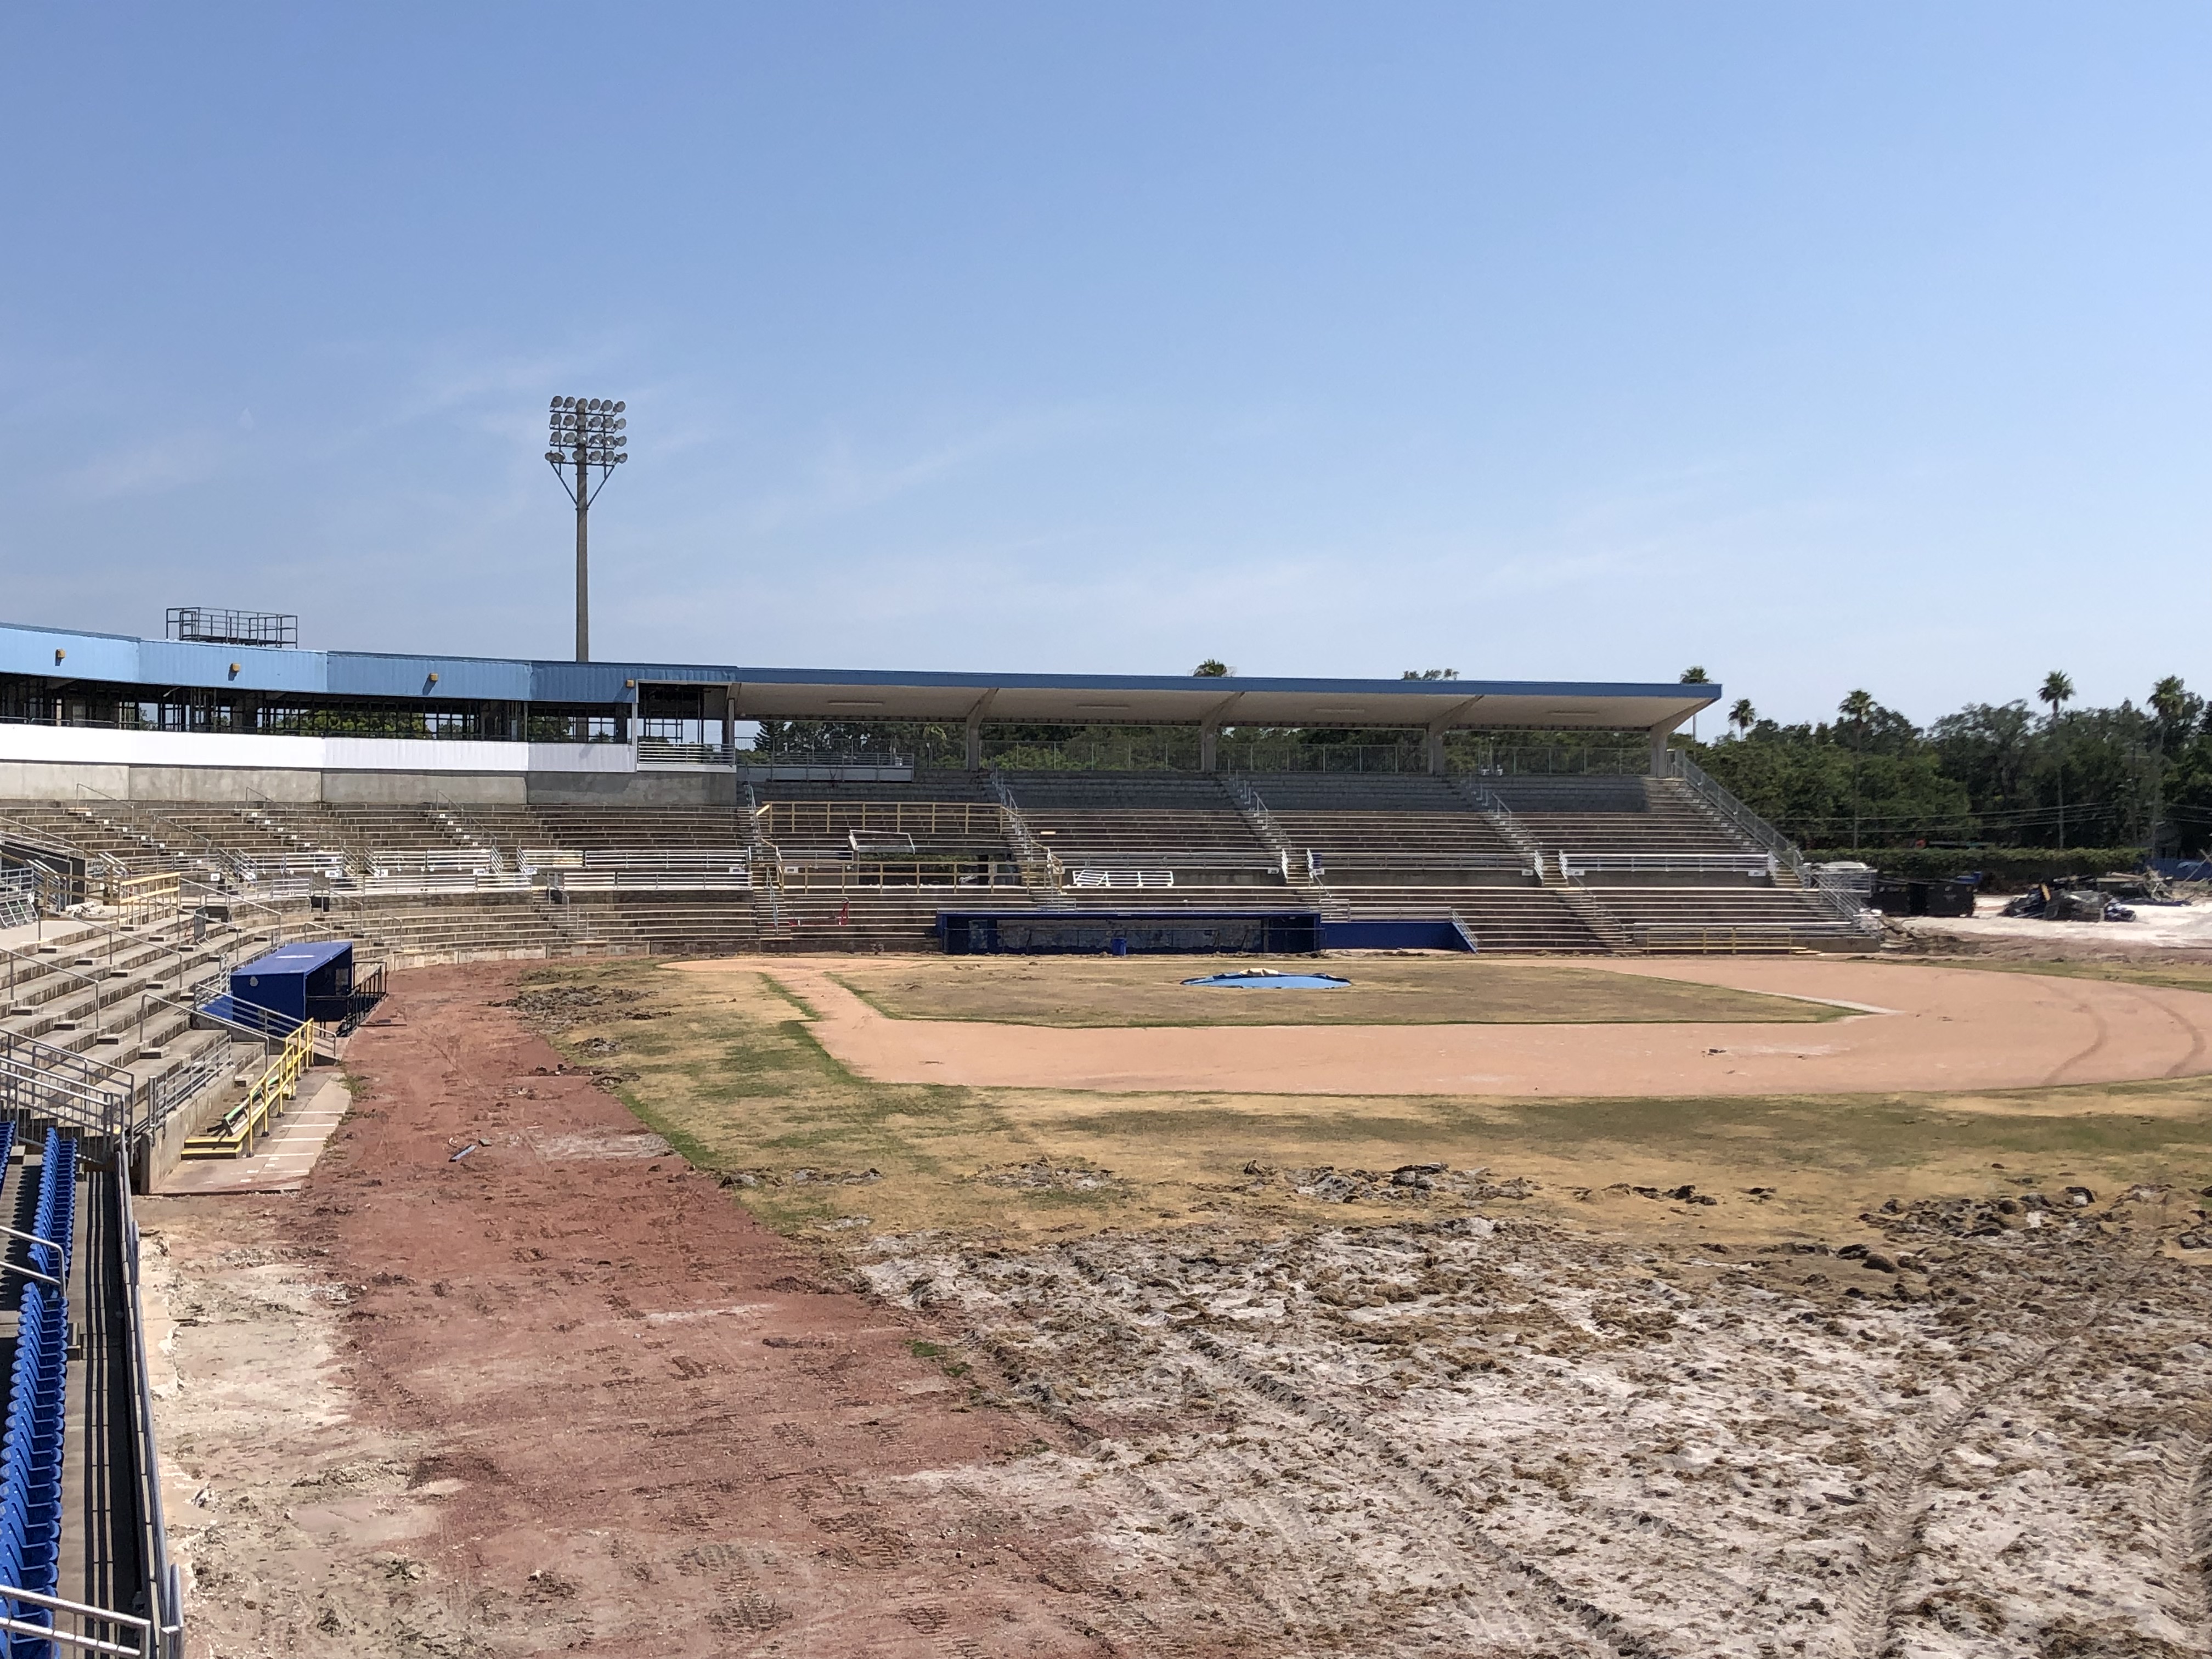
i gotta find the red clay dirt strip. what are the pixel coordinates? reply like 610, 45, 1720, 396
282, 964, 1184, 1657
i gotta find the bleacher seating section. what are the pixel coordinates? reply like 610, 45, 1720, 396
0, 764, 1866, 961
3, 1128, 78, 1650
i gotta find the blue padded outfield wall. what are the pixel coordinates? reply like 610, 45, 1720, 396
939, 910, 1323, 955
936, 911, 1476, 955
1317, 918, 1476, 952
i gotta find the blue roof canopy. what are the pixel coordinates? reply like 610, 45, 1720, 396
0, 618, 1719, 731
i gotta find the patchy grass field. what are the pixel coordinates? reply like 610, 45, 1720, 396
514, 958, 2212, 1249
824, 953, 1845, 1026
482, 956, 2212, 1658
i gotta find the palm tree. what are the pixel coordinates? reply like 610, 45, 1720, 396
1838, 690, 1874, 852
2149, 675, 2192, 852
2039, 672, 2074, 848
1728, 698, 1756, 738
1679, 667, 1710, 740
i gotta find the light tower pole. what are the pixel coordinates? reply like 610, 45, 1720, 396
544, 396, 630, 662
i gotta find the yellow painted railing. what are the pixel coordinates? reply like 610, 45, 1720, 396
112, 870, 181, 921
183, 1019, 315, 1158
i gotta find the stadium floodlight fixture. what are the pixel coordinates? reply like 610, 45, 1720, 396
544, 393, 634, 663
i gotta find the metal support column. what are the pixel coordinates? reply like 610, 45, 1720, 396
574, 450, 590, 663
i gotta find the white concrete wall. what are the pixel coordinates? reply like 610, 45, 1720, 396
0, 725, 636, 803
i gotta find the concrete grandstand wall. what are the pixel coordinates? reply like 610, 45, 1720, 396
0, 722, 725, 804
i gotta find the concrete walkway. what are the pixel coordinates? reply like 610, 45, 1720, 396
156, 1073, 353, 1194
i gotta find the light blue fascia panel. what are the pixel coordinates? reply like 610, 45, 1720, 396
327, 653, 535, 701
526, 661, 733, 702
138, 639, 331, 693
0, 624, 145, 683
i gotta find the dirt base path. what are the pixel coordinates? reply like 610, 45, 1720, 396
710, 955, 2212, 1096
155, 964, 1203, 1658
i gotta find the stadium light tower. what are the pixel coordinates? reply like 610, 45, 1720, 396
544, 396, 630, 662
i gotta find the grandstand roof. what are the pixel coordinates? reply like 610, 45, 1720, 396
721, 668, 1717, 730
0, 620, 1717, 730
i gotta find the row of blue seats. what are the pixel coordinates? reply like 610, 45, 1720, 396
1, 1130, 76, 1658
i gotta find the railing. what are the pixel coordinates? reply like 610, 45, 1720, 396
0, 709, 623, 744
75, 788, 249, 883
1634, 924, 1806, 955
1457, 744, 1652, 777
637, 739, 737, 766
1222, 779, 1312, 889
431, 790, 507, 874
0, 1582, 164, 1657
114, 1175, 183, 1659
1299, 850, 1533, 872
1662, 752, 1802, 872
0, 1031, 134, 1139
1069, 868, 1175, 890
1663, 752, 1879, 933
774, 859, 1021, 892
1446, 775, 1513, 815
109, 872, 182, 923
1558, 852, 1777, 881
738, 749, 910, 768
988, 774, 1051, 868
518, 849, 753, 890
143, 1045, 232, 1134
0, 820, 92, 908
0, 869, 38, 929
189, 1019, 313, 1156
1014, 847, 1289, 870
754, 801, 1005, 841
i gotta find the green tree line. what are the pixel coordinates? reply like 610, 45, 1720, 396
1688, 673, 2212, 856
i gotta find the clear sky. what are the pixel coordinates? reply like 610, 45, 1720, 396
1, 3, 2204, 724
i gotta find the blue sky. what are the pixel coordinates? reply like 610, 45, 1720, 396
1, 3, 2204, 724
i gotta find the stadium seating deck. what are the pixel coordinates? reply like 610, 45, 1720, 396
0, 763, 1867, 959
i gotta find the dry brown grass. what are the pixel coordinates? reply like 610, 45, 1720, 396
526, 957, 2212, 1252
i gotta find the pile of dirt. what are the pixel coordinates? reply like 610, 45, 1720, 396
974, 1157, 1124, 1193
503, 980, 650, 1030
1243, 1159, 1539, 1204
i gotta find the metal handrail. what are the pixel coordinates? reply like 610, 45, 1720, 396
115, 1175, 183, 1659
0, 1582, 160, 1657
73, 787, 250, 882
1558, 851, 1778, 878
1662, 753, 1878, 932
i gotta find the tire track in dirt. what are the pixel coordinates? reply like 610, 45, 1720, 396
1824, 1263, 2141, 1659
2038, 980, 2115, 1086
2154, 1412, 2212, 1651
1048, 1251, 1651, 1659
2143, 984, 2212, 1079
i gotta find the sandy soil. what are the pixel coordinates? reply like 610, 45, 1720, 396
1902, 903, 2212, 962
823, 955, 1840, 1028
686, 956, 2212, 1097
144, 964, 1217, 1658
859, 1188, 2212, 1658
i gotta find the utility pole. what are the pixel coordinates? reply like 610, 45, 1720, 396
545, 397, 630, 663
